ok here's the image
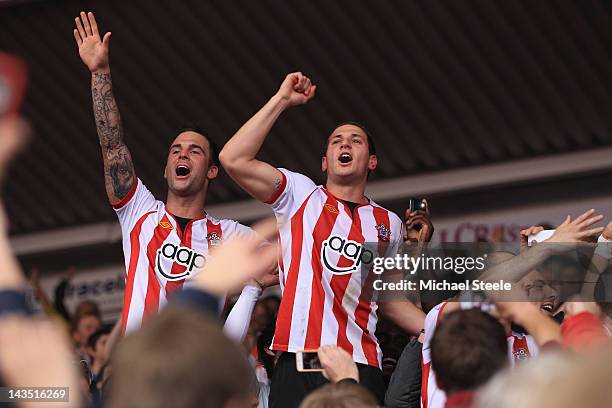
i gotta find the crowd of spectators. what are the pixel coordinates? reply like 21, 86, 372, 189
0, 115, 610, 408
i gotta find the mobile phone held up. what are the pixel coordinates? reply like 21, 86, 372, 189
296, 350, 323, 372
408, 198, 427, 213
0, 52, 28, 119
527, 229, 555, 246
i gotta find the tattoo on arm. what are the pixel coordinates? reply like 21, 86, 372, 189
92, 72, 123, 151
274, 177, 282, 190
105, 145, 135, 199
92, 72, 135, 200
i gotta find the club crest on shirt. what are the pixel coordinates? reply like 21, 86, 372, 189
376, 223, 390, 242
206, 232, 221, 246
159, 221, 173, 230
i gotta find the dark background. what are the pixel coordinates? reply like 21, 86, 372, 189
1, 0, 611, 268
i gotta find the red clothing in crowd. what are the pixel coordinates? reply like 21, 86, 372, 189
561, 311, 609, 351
444, 391, 475, 408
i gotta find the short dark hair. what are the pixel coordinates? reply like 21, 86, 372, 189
87, 326, 112, 350
110, 307, 252, 408
175, 126, 220, 166
431, 309, 508, 394
326, 122, 377, 156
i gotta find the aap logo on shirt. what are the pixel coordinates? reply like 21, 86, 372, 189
320, 235, 375, 275
156, 243, 206, 281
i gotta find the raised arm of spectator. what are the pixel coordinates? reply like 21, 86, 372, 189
0, 216, 28, 313
561, 298, 609, 351
495, 300, 561, 347
379, 301, 425, 337
223, 284, 262, 343
0, 117, 29, 295
482, 209, 604, 283
580, 220, 612, 300
53, 266, 77, 323
73, 11, 136, 206
219, 72, 316, 202
102, 316, 123, 365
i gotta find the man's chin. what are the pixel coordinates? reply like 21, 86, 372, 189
328, 169, 367, 184
168, 181, 195, 196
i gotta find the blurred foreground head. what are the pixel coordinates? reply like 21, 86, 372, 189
475, 345, 612, 408
300, 381, 378, 408
110, 307, 253, 408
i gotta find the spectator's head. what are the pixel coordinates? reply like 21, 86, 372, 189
475, 347, 612, 408
75, 300, 101, 320
520, 269, 559, 316
375, 318, 409, 382
86, 326, 111, 363
488, 250, 560, 316
262, 295, 281, 320
164, 127, 220, 197
250, 301, 269, 334
322, 122, 377, 184
73, 312, 102, 349
110, 307, 253, 408
431, 309, 508, 395
299, 381, 378, 408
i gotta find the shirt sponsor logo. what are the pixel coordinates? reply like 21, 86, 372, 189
156, 243, 205, 281
324, 203, 339, 214
321, 235, 374, 275
159, 221, 173, 230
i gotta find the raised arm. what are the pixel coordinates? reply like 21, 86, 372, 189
219, 72, 315, 202
74, 11, 135, 205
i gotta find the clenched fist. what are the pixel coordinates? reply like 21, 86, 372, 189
276, 72, 316, 107
73, 11, 111, 73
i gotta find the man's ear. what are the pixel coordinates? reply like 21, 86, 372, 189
163, 165, 168, 180
321, 156, 328, 173
207, 165, 219, 180
368, 155, 377, 171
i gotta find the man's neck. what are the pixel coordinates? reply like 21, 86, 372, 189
325, 179, 368, 204
166, 190, 207, 219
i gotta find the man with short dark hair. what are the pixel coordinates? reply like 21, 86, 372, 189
431, 309, 508, 408
72, 11, 273, 334
86, 326, 111, 377
220, 72, 425, 406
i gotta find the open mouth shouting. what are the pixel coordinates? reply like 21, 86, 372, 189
540, 301, 554, 315
175, 164, 191, 178
338, 152, 353, 164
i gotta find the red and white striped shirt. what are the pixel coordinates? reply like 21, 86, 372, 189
420, 302, 539, 408
267, 168, 404, 368
114, 179, 255, 334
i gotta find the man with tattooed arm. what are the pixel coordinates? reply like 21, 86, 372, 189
73, 11, 275, 335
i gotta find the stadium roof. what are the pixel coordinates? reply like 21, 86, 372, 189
1, 0, 611, 238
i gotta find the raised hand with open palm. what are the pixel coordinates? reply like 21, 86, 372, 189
74, 11, 111, 73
